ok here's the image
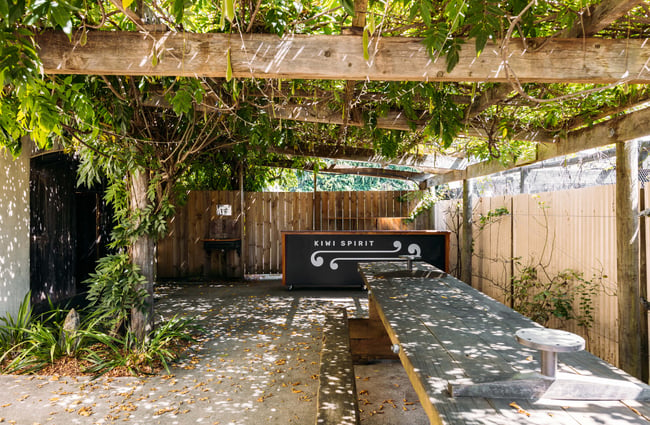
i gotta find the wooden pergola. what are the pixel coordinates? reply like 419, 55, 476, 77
32, 0, 650, 379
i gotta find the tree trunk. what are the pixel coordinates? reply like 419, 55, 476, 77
129, 169, 155, 340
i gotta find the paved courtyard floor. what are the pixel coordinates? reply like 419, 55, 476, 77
0, 280, 427, 424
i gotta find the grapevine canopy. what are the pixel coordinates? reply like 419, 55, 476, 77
1, 0, 650, 189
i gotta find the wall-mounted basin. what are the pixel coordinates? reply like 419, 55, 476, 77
377, 269, 447, 279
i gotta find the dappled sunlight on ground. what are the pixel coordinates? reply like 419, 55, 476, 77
0, 279, 433, 424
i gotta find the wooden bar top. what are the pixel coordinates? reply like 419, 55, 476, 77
358, 261, 650, 425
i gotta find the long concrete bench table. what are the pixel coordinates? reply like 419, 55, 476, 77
358, 260, 650, 424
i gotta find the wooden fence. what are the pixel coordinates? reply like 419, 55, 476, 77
157, 190, 430, 278
434, 185, 628, 366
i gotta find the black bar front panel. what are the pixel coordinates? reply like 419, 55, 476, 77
282, 231, 449, 288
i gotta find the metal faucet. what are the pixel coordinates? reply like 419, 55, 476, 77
398, 254, 421, 271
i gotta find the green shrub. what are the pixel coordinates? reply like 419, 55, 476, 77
0, 291, 33, 349
84, 253, 149, 335
510, 265, 601, 329
1, 307, 104, 374
82, 316, 196, 377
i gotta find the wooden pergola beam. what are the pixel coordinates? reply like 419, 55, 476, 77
267, 103, 556, 143
265, 144, 465, 174
426, 106, 650, 186
316, 166, 428, 183
36, 31, 650, 83
460, 1, 645, 124
262, 159, 428, 183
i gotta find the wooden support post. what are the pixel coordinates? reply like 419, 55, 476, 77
616, 139, 642, 379
313, 170, 319, 230
428, 187, 436, 230
239, 164, 246, 277
461, 179, 473, 286
640, 184, 649, 383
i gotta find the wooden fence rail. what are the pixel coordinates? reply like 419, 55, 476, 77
157, 190, 430, 278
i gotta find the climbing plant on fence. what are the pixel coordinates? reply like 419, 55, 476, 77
478, 197, 611, 335
433, 194, 610, 337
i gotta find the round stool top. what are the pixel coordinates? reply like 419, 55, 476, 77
515, 328, 585, 353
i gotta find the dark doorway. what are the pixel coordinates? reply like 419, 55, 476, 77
30, 152, 112, 308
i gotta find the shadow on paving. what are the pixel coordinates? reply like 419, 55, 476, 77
0, 279, 426, 424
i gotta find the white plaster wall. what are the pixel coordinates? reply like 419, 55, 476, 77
0, 147, 30, 317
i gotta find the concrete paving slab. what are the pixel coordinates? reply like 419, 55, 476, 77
355, 362, 429, 424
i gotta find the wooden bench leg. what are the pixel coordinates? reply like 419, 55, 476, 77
349, 295, 399, 363
316, 309, 360, 425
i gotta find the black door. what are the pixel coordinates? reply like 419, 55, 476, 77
30, 153, 112, 307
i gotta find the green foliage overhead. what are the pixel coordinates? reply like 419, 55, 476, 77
1, 0, 646, 162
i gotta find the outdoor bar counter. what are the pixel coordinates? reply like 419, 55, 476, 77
282, 230, 449, 289
358, 260, 650, 425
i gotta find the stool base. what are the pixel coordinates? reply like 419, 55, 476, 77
449, 372, 650, 400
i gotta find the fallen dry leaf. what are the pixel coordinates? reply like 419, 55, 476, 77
154, 407, 175, 416
77, 406, 93, 417
257, 394, 273, 403
509, 402, 531, 417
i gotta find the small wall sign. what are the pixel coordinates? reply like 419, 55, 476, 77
216, 204, 232, 216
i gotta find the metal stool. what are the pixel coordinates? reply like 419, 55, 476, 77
449, 326, 650, 400
515, 328, 585, 378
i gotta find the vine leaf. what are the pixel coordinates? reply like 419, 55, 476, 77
420, 0, 432, 26
362, 29, 369, 61
340, 0, 355, 16
466, 2, 503, 57
223, 0, 235, 23
226, 48, 233, 82
172, 0, 185, 22
122, 0, 134, 9
50, 4, 73, 37
445, 38, 464, 73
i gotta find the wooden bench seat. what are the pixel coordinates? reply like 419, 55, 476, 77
316, 309, 359, 425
